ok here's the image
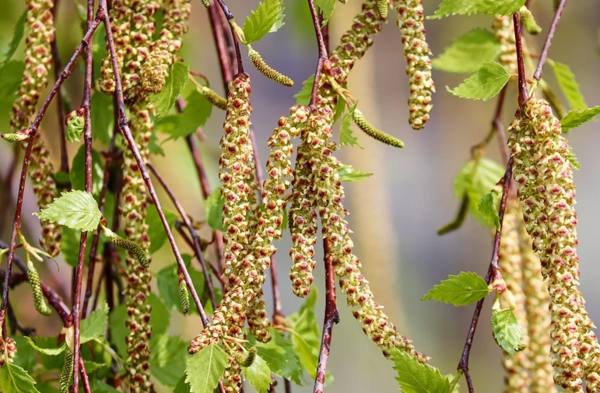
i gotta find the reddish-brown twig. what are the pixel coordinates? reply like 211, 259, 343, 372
533, 0, 568, 81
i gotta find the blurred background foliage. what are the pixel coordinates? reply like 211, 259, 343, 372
0, 0, 599, 392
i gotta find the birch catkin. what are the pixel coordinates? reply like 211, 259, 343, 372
11, 0, 61, 257
508, 99, 600, 392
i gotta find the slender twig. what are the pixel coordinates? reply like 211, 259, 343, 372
213, 0, 244, 74
0, 14, 102, 328
51, 0, 70, 173
307, 0, 329, 106
72, 0, 95, 388
99, 0, 209, 325
533, 0, 568, 81
457, 159, 514, 393
313, 239, 339, 393
147, 163, 218, 310
207, 4, 234, 86
80, 358, 92, 393
513, 13, 528, 107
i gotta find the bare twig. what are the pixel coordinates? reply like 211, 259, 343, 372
457, 159, 513, 393
0, 14, 102, 328
533, 0, 568, 81
307, 0, 329, 106
206, 5, 234, 86
513, 13, 528, 107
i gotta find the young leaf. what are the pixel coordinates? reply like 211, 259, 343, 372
150, 335, 188, 387
339, 110, 362, 148
1, 11, 26, 66
288, 289, 320, 378
152, 62, 190, 116
447, 62, 510, 101
294, 75, 314, 105
205, 187, 225, 231
70, 147, 104, 195
430, 0, 525, 19
491, 308, 525, 355
81, 302, 109, 344
90, 380, 120, 393
254, 330, 304, 385
477, 189, 500, 228
433, 29, 501, 73
185, 344, 228, 393
454, 158, 504, 227
0, 363, 41, 393
36, 191, 102, 232
242, 0, 285, 44
147, 205, 177, 254
156, 90, 212, 139
422, 272, 490, 306
0, 61, 24, 130
391, 350, 450, 393
315, 0, 336, 23
549, 60, 587, 111
24, 337, 66, 357
91, 91, 114, 145
242, 353, 272, 393
338, 164, 373, 182
561, 106, 600, 132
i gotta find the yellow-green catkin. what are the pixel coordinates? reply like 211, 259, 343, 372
492, 15, 518, 75
0, 337, 17, 367
248, 47, 294, 87
518, 220, 556, 393
392, 0, 435, 130
178, 274, 190, 314
59, 348, 73, 393
376, 0, 389, 19
351, 108, 405, 148
11, 0, 61, 257
289, 144, 318, 297
120, 103, 154, 393
199, 86, 227, 110
508, 99, 600, 392
27, 260, 51, 316
497, 203, 531, 392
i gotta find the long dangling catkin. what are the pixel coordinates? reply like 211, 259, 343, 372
518, 221, 556, 393
248, 47, 294, 87
11, 0, 61, 257
492, 15, 518, 75
289, 145, 318, 297
351, 108, 405, 148
120, 103, 154, 393
27, 260, 51, 316
59, 348, 73, 393
199, 86, 228, 110
392, 0, 435, 130
497, 203, 531, 392
508, 99, 600, 392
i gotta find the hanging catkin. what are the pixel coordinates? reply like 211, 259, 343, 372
11, 0, 61, 257
508, 98, 600, 392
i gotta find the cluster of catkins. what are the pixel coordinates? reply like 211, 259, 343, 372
98, 0, 190, 391
498, 202, 555, 393
508, 99, 600, 392
10, 0, 61, 257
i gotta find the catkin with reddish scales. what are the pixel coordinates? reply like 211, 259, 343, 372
11, 0, 61, 257
508, 99, 600, 392
492, 15, 518, 75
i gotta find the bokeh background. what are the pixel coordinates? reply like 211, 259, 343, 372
0, 1, 599, 392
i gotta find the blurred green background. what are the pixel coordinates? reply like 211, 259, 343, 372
0, 1, 599, 392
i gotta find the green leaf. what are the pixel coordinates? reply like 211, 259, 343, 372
339, 111, 362, 148
174, 376, 191, 393
338, 164, 372, 182
156, 90, 212, 139
12, 336, 36, 371
315, 0, 336, 23
150, 335, 188, 387
0, 61, 24, 130
447, 62, 510, 101
288, 289, 320, 378
0, 363, 41, 393
70, 147, 104, 195
91, 91, 114, 145
156, 259, 205, 314
242, 0, 285, 44
150, 293, 170, 337
391, 350, 451, 393
433, 29, 501, 73
185, 344, 228, 393
108, 304, 128, 357
477, 189, 500, 228
491, 307, 525, 355
561, 106, 600, 132
23, 337, 66, 356
294, 75, 314, 105
89, 380, 120, 393
430, 0, 525, 19
254, 330, 304, 385
36, 191, 102, 232
1, 12, 26, 66
422, 272, 490, 306
152, 62, 190, 116
205, 187, 225, 231
147, 204, 177, 254
454, 158, 504, 227
242, 353, 272, 393
81, 302, 109, 344
549, 60, 587, 111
